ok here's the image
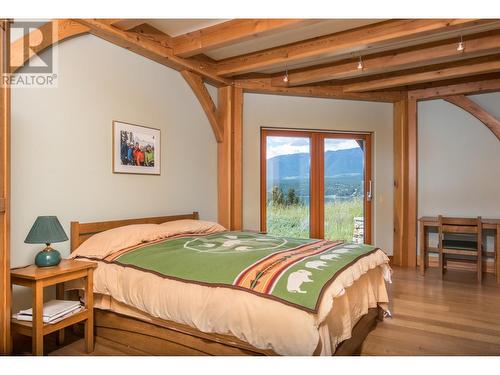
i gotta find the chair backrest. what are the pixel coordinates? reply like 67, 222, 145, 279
438, 216, 480, 234
438, 215, 482, 252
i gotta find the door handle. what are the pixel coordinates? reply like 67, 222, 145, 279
367, 180, 373, 202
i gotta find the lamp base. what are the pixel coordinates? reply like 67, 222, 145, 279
35, 247, 61, 267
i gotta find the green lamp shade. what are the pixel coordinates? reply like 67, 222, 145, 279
25, 216, 68, 245
25, 216, 68, 267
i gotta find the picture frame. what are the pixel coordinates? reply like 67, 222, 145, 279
112, 120, 161, 175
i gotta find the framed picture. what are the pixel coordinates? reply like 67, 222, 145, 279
113, 120, 161, 175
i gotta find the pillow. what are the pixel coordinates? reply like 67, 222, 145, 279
159, 219, 226, 236
71, 224, 168, 259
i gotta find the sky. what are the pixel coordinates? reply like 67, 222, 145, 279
266, 136, 359, 159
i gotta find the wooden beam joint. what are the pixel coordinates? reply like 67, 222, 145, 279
443, 94, 500, 140
180, 70, 223, 142
75, 19, 231, 87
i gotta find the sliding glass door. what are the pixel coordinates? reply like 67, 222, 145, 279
261, 129, 372, 243
261, 131, 311, 238
321, 135, 371, 243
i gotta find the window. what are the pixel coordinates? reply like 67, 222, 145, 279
261, 129, 372, 243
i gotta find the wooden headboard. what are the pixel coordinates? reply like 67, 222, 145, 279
70, 212, 199, 252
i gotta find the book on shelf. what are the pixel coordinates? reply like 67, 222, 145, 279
13, 299, 83, 324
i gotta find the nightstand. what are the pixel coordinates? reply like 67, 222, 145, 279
11, 259, 97, 355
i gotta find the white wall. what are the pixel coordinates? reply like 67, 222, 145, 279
242, 93, 394, 254
11, 35, 217, 309
418, 94, 500, 216
418, 93, 500, 250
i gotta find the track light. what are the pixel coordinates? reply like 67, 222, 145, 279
357, 56, 364, 70
457, 35, 465, 52
283, 66, 289, 83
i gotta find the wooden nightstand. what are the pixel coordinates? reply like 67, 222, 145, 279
11, 259, 97, 355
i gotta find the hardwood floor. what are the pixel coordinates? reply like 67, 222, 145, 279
362, 266, 500, 355
45, 266, 500, 356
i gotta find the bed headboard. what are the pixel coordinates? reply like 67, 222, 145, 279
70, 212, 199, 252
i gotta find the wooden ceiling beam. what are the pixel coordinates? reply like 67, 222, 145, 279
181, 70, 223, 142
75, 19, 231, 86
10, 20, 89, 73
217, 19, 500, 77
343, 59, 500, 92
444, 95, 500, 140
271, 31, 500, 87
173, 19, 315, 58
109, 19, 146, 31
409, 77, 500, 100
234, 77, 405, 103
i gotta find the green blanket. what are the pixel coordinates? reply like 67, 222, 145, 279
83, 231, 381, 313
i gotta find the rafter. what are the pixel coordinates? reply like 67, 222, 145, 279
271, 31, 500, 87
409, 77, 500, 100
11, 20, 89, 73
234, 77, 405, 102
125, 23, 173, 47
343, 59, 500, 92
443, 95, 500, 140
109, 19, 146, 31
180, 70, 223, 142
75, 19, 231, 86
173, 19, 315, 58
217, 19, 500, 77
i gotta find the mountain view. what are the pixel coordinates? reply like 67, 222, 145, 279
266, 148, 364, 200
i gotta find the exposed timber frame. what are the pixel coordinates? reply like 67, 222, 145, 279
172, 19, 317, 58
1, 19, 500, 331
217, 19, 500, 76
234, 77, 404, 103
217, 85, 244, 230
10, 19, 89, 73
391, 96, 418, 267
180, 70, 243, 230
74, 19, 232, 87
181, 70, 223, 142
409, 78, 500, 100
443, 95, 500, 140
270, 31, 500, 87
391, 80, 500, 267
343, 59, 500, 93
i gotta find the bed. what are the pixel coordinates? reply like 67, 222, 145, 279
68, 212, 391, 356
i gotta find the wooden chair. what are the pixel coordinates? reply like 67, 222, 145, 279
438, 216, 483, 282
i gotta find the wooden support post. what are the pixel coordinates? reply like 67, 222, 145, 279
217, 86, 233, 229
216, 86, 244, 230
393, 97, 418, 268
231, 87, 243, 230
407, 97, 418, 268
0, 19, 11, 355
393, 99, 407, 267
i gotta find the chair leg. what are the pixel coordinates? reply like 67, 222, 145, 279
439, 253, 444, 279
420, 248, 426, 276
477, 258, 482, 283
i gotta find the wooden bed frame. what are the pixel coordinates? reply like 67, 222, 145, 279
70, 212, 384, 356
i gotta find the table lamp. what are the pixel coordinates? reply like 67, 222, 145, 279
24, 216, 68, 267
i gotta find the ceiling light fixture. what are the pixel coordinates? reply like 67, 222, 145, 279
357, 56, 364, 70
457, 35, 465, 52
283, 66, 289, 83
